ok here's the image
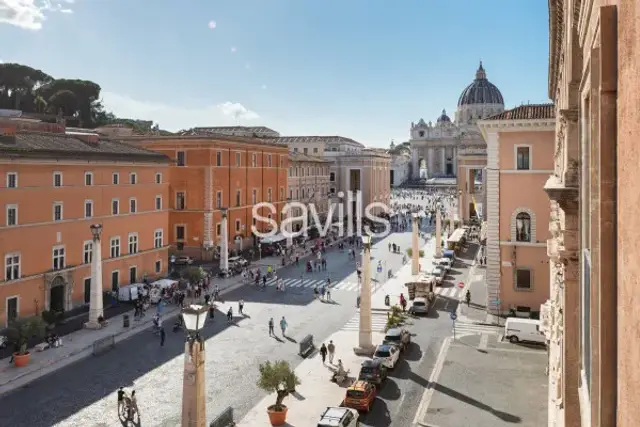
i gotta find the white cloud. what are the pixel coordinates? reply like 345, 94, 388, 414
101, 91, 260, 131
0, 0, 75, 30
230, 46, 237, 53
208, 20, 216, 29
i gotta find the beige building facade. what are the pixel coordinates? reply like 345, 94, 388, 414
478, 104, 555, 316
287, 153, 331, 231
542, 0, 640, 426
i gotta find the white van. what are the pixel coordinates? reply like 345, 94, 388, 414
504, 318, 546, 345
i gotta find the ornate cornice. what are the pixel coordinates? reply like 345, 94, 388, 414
559, 108, 579, 123
544, 174, 579, 213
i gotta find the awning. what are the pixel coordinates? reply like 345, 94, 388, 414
260, 233, 287, 244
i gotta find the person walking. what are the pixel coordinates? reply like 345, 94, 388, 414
465, 290, 471, 306
280, 316, 288, 336
319, 343, 328, 364
268, 317, 275, 336
208, 301, 215, 319
159, 327, 166, 347
327, 340, 336, 364
226, 306, 233, 323
238, 298, 244, 315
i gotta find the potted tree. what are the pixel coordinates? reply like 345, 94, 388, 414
5, 316, 46, 367
257, 360, 301, 426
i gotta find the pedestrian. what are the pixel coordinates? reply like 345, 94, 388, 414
268, 317, 275, 336
327, 340, 336, 364
160, 327, 165, 346
204, 293, 210, 306
226, 306, 233, 323
320, 343, 328, 364
280, 316, 288, 336
117, 386, 126, 414
238, 298, 244, 315
209, 302, 215, 319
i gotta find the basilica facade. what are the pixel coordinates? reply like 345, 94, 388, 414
409, 62, 505, 179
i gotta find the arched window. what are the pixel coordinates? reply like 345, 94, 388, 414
515, 213, 531, 242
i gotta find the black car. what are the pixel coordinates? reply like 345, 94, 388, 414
358, 359, 388, 386
383, 327, 411, 351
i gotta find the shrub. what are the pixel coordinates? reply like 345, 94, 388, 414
406, 248, 425, 258
257, 360, 301, 412
181, 266, 204, 284
5, 316, 47, 354
41, 310, 57, 326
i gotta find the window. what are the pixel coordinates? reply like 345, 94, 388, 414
129, 198, 137, 213
6, 296, 19, 324
6, 204, 17, 226
216, 223, 221, 236
289, 189, 293, 199
83, 241, 93, 264
288, 167, 292, 177
293, 147, 298, 152
216, 151, 222, 166
419, 131, 425, 137
516, 146, 530, 170
515, 269, 532, 290
330, 172, 335, 182
176, 192, 185, 210
128, 233, 138, 254
176, 225, 186, 240
303, 148, 308, 155
515, 212, 531, 242
53, 172, 63, 187
84, 278, 91, 304
53, 246, 66, 270
251, 153, 257, 167
53, 202, 63, 221
84, 200, 93, 218
216, 191, 222, 208
4, 253, 20, 280
235, 152, 241, 167
267, 154, 272, 167
280, 156, 284, 168
252, 189, 257, 205
235, 219, 241, 232
155, 260, 162, 273
155, 173, 162, 184
236, 190, 241, 207
129, 266, 137, 284
85, 172, 93, 186
155, 196, 162, 210
110, 237, 121, 258
177, 151, 186, 166
280, 187, 284, 201
267, 188, 272, 202
330, 187, 336, 194
129, 173, 137, 185
112, 172, 119, 185
313, 148, 318, 154
111, 271, 119, 291
6, 172, 17, 188
154, 229, 163, 248
112, 199, 120, 215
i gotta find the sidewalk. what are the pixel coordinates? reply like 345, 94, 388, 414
0, 275, 246, 398
236, 328, 386, 426
456, 260, 501, 325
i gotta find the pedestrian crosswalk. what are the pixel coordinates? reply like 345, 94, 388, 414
341, 311, 389, 332
453, 321, 502, 338
434, 286, 462, 300
249, 276, 383, 293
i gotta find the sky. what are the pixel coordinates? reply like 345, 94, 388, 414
0, 0, 550, 147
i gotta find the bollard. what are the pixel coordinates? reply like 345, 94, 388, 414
123, 314, 130, 328
298, 334, 314, 358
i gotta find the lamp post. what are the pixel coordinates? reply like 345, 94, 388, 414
411, 214, 420, 275
181, 304, 208, 427
219, 208, 229, 274
355, 233, 374, 355
85, 224, 104, 329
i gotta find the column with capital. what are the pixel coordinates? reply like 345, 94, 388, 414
220, 209, 229, 273
354, 234, 374, 355
435, 208, 442, 259
85, 224, 104, 329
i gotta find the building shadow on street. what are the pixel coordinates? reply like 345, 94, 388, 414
432, 383, 522, 423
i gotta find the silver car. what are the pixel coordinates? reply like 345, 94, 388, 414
409, 297, 429, 315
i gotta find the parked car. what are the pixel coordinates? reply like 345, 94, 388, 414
504, 318, 546, 345
409, 297, 430, 316
228, 256, 249, 268
373, 344, 400, 369
383, 327, 411, 351
342, 380, 377, 412
358, 359, 388, 386
317, 407, 359, 427
173, 256, 194, 265
432, 258, 452, 272
428, 266, 446, 285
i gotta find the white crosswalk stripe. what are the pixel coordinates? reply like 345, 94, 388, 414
452, 321, 502, 337
249, 276, 381, 293
341, 312, 389, 332
434, 286, 462, 299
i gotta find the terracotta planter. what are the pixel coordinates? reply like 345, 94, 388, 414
13, 352, 30, 367
267, 405, 288, 426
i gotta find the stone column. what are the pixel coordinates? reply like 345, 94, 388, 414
220, 209, 229, 273
435, 210, 442, 258
440, 148, 446, 175
182, 340, 206, 427
411, 149, 419, 180
355, 237, 374, 354
427, 147, 434, 177
411, 214, 420, 275
85, 224, 104, 329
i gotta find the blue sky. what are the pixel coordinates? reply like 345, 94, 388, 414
0, 0, 550, 147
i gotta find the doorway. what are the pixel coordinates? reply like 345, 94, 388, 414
111, 271, 120, 291
84, 278, 91, 304
129, 267, 137, 284
446, 163, 453, 176
49, 276, 65, 312
469, 202, 477, 219
6, 296, 18, 325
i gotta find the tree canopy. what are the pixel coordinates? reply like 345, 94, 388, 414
0, 62, 165, 132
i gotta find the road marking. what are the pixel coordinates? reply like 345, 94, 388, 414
478, 333, 489, 350
412, 337, 452, 426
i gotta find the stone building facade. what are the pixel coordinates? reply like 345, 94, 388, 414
542, 0, 640, 426
287, 152, 331, 231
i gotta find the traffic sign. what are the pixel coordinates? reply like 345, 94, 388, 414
377, 265, 383, 273
457, 281, 465, 288
450, 312, 457, 321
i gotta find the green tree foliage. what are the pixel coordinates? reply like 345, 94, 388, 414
257, 360, 301, 412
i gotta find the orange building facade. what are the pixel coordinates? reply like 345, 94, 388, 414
127, 135, 289, 259
0, 122, 170, 326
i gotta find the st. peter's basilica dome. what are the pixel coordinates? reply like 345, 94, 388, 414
436, 109, 451, 124
457, 62, 504, 106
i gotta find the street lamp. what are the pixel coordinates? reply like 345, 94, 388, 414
181, 304, 208, 427
85, 224, 104, 329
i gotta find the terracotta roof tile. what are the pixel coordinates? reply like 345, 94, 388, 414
486, 104, 555, 121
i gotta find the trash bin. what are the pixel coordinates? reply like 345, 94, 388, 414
123, 314, 130, 328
